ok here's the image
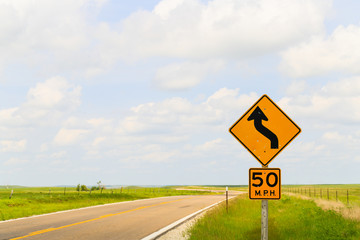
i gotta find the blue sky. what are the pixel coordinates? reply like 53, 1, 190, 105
0, 0, 359, 186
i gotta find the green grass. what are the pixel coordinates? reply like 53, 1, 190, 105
0, 186, 217, 221
188, 194, 360, 240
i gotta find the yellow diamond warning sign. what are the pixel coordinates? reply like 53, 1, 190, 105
229, 95, 301, 166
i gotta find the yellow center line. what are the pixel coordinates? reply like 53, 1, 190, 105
11, 197, 194, 240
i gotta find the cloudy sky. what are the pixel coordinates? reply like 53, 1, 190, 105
1, 0, 359, 186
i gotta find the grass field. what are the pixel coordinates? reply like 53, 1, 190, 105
188, 193, 360, 240
283, 184, 360, 206
0, 186, 217, 221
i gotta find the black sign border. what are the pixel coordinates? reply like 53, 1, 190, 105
249, 168, 281, 200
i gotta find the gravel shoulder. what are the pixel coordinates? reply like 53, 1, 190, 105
156, 209, 207, 240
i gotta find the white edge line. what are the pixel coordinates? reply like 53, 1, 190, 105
0, 195, 181, 224
141, 195, 237, 240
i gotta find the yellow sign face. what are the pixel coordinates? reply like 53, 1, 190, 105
229, 95, 301, 166
249, 168, 281, 200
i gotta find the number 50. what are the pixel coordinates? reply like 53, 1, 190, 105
251, 172, 278, 187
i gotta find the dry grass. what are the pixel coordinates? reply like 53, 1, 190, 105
286, 192, 311, 200
286, 193, 360, 221
315, 199, 360, 221
315, 198, 345, 211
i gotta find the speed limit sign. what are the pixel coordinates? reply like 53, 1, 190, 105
249, 168, 281, 200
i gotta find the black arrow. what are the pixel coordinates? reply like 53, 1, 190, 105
247, 106, 278, 149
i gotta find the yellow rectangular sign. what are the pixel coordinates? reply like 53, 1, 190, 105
249, 168, 281, 200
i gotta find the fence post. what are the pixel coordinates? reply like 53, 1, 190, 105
327, 189, 329, 200
336, 190, 338, 202
226, 187, 228, 213
9, 189, 13, 199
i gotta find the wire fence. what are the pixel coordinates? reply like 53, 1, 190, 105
283, 187, 360, 205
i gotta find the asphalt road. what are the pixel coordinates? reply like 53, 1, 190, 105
0, 193, 239, 240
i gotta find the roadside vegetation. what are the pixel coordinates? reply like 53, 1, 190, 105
188, 188, 360, 240
283, 184, 360, 206
0, 186, 218, 221
283, 185, 360, 223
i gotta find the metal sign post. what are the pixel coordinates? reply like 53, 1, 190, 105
261, 199, 268, 240
261, 165, 268, 240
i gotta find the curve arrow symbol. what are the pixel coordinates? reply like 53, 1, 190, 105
247, 106, 278, 149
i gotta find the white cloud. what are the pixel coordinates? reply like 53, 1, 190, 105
53, 128, 89, 146
279, 77, 360, 124
280, 24, 360, 77
100, 0, 330, 60
0, 0, 331, 80
0, 0, 108, 76
87, 118, 113, 128
92, 137, 106, 146
25, 76, 81, 110
3, 157, 28, 166
40, 143, 48, 152
118, 90, 258, 138
0, 139, 27, 152
194, 138, 223, 152
51, 151, 67, 159
4, 0, 360, 186
0, 108, 21, 126
206, 88, 258, 115
123, 150, 178, 163
322, 131, 360, 145
321, 76, 360, 96
0, 77, 81, 128
1, 75, 359, 184
153, 60, 224, 90
285, 80, 308, 95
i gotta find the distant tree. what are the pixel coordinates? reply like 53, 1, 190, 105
91, 186, 97, 191
97, 181, 102, 190
81, 185, 89, 191
76, 184, 80, 192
